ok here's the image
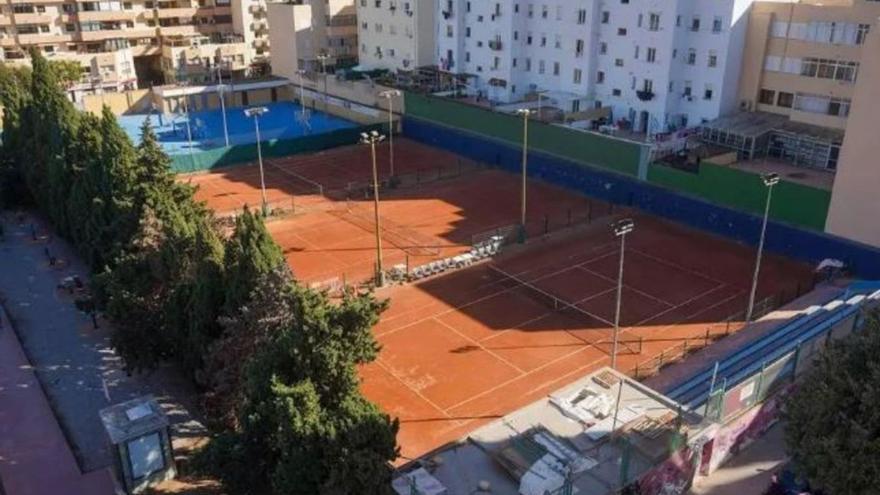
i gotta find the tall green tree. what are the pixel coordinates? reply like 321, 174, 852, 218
223, 206, 285, 314
0, 64, 32, 206
199, 280, 398, 495
783, 309, 880, 495
48, 60, 83, 88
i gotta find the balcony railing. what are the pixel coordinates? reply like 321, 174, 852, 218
636, 90, 655, 101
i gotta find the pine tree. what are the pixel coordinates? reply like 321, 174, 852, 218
223, 206, 286, 314
783, 309, 880, 495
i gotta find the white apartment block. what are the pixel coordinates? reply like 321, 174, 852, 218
0, 0, 269, 93
267, 0, 357, 79
437, 0, 757, 134
356, 0, 435, 72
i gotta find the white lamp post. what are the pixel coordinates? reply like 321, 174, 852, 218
244, 106, 270, 216
378, 89, 402, 178
745, 173, 780, 323
611, 218, 635, 370
214, 63, 230, 147
360, 130, 387, 287
515, 108, 533, 240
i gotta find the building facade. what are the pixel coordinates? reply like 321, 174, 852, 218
738, 0, 880, 132
0, 0, 269, 94
266, 0, 357, 81
436, 0, 757, 134
826, 20, 880, 248
356, 0, 435, 72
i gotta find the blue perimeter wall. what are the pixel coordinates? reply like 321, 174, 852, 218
403, 117, 880, 279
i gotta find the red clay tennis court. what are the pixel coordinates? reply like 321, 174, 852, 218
361, 213, 813, 461
185, 139, 474, 216
185, 139, 814, 462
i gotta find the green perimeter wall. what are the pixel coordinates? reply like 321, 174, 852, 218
404, 92, 830, 231
404, 92, 644, 177
171, 123, 385, 173
647, 162, 831, 231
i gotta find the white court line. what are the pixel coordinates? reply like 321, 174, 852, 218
374, 358, 456, 421
628, 247, 727, 286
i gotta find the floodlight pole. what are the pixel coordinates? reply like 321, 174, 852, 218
296, 68, 307, 115
317, 53, 329, 112
244, 107, 270, 216
361, 131, 387, 287
746, 173, 780, 323
178, 80, 195, 168
516, 108, 531, 240
379, 89, 401, 178
216, 64, 230, 147
612, 219, 634, 370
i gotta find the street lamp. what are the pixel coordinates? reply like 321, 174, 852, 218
611, 218, 635, 370
244, 106, 270, 216
378, 89, 401, 178
316, 53, 330, 112
215, 63, 230, 147
296, 68, 308, 116
515, 108, 533, 241
360, 130, 387, 287
745, 173, 780, 323
177, 80, 196, 169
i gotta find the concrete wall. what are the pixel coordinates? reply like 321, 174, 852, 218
826, 23, 880, 248
81, 89, 153, 115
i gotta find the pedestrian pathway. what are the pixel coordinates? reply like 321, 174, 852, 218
0, 211, 206, 490
688, 422, 788, 495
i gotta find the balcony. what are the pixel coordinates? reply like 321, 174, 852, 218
11, 12, 54, 24
80, 28, 155, 41
636, 89, 655, 101
76, 10, 140, 22
155, 7, 200, 18
17, 32, 74, 44
488, 40, 502, 51
0, 14, 12, 26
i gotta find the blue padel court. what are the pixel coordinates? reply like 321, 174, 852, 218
118, 101, 357, 155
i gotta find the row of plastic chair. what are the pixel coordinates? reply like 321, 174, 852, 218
406, 236, 506, 282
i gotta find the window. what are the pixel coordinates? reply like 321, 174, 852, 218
538, 60, 545, 74
708, 51, 717, 68
648, 13, 660, 31
575, 39, 584, 57
599, 42, 607, 54
465, 27, 471, 37
574, 68, 582, 84
615, 58, 623, 67
601, 11, 609, 23
597, 71, 605, 83
617, 28, 627, 36
758, 89, 775, 105
691, 16, 700, 32
712, 16, 723, 33
577, 9, 587, 24
777, 92, 793, 108
856, 24, 870, 45
683, 82, 692, 97
703, 85, 713, 100
687, 49, 696, 65
612, 88, 621, 96
554, 35, 561, 49
553, 61, 560, 75
525, 58, 531, 71
646, 47, 656, 63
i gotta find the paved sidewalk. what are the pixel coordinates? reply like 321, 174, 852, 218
0, 211, 206, 478
689, 422, 788, 495
0, 303, 117, 495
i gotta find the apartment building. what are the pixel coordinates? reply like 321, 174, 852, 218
0, 0, 268, 93
356, 0, 435, 72
826, 17, 880, 248
267, 0, 357, 80
436, 0, 756, 134
738, 0, 880, 131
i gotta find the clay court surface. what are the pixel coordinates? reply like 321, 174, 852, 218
186, 140, 814, 461
188, 139, 605, 285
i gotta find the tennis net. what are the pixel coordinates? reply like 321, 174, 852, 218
266, 159, 325, 197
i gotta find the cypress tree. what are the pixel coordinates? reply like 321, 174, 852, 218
223, 206, 285, 314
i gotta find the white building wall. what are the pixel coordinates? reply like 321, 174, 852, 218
357, 0, 436, 71
436, 0, 754, 133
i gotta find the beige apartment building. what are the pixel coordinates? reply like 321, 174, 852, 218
0, 0, 269, 95
266, 0, 357, 81
826, 23, 880, 248
721, 0, 880, 170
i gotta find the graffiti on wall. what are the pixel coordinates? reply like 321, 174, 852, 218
708, 391, 787, 473
636, 447, 697, 495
